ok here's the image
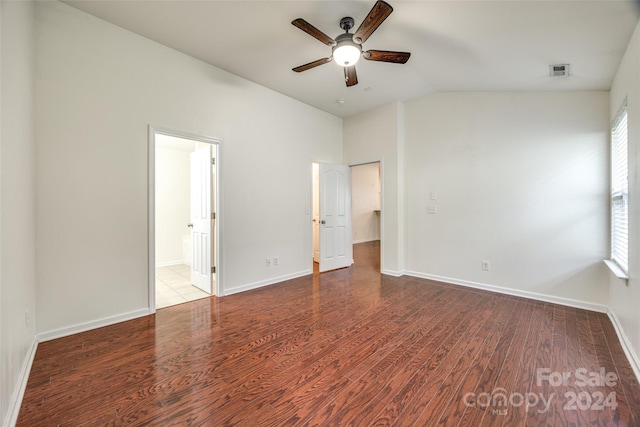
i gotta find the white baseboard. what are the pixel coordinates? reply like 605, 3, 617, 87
607, 309, 640, 383
36, 308, 150, 343
4, 338, 37, 427
223, 270, 312, 296
381, 269, 403, 277
155, 260, 183, 268
403, 270, 609, 313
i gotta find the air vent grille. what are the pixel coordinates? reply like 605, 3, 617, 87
549, 64, 570, 77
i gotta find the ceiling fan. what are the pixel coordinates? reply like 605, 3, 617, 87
291, 0, 411, 87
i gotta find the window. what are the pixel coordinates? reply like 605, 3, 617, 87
611, 102, 628, 274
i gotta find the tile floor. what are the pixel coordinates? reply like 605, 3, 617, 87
156, 264, 211, 309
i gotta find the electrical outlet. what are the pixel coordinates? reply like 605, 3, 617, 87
266, 258, 271, 267
273, 257, 279, 266
481, 261, 491, 271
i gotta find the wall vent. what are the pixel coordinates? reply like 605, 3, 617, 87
549, 64, 570, 77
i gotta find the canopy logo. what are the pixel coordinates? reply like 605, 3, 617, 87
463, 388, 553, 415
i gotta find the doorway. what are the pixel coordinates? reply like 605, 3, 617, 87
350, 162, 382, 270
149, 127, 220, 311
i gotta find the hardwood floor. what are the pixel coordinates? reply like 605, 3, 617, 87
18, 241, 640, 426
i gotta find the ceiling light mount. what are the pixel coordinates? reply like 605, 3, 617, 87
339, 17, 355, 33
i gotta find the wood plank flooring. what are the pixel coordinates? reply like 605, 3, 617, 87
18, 241, 640, 426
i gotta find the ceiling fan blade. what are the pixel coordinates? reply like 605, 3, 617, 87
353, 0, 393, 44
292, 57, 333, 73
363, 50, 411, 64
291, 18, 336, 46
344, 65, 358, 87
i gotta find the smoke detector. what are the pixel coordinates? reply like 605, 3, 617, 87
549, 64, 570, 77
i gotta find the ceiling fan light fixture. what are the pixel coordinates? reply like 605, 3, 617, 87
291, 1, 408, 86
332, 35, 361, 67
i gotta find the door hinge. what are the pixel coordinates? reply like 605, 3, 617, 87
211, 266, 216, 274
211, 158, 215, 165
211, 212, 216, 220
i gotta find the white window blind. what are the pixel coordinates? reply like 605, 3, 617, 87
611, 102, 628, 273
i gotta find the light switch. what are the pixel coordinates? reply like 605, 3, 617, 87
427, 204, 437, 214
429, 192, 438, 200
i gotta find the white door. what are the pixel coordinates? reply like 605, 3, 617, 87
190, 145, 212, 293
319, 163, 353, 272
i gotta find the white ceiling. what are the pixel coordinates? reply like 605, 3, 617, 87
63, 0, 640, 118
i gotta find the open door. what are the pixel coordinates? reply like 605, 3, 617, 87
190, 145, 213, 293
319, 162, 353, 272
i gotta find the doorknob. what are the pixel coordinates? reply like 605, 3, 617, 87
187, 223, 193, 228
321, 220, 326, 225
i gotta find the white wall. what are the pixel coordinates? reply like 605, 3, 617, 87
0, 1, 37, 425
155, 145, 191, 266
35, 1, 342, 335
351, 163, 380, 243
344, 102, 404, 275
609, 19, 640, 371
404, 91, 610, 307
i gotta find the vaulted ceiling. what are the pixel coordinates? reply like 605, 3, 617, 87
64, 0, 640, 117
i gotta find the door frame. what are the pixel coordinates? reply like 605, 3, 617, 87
310, 159, 384, 274
148, 125, 222, 313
